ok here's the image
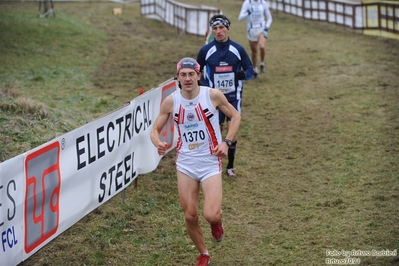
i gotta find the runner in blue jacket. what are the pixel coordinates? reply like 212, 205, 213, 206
197, 14, 254, 179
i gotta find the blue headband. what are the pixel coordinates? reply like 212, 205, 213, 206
210, 17, 230, 30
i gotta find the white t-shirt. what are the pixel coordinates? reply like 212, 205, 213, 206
238, 0, 273, 29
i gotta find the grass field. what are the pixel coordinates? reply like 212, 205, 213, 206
1, 0, 399, 265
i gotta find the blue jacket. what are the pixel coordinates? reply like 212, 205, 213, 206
197, 38, 254, 102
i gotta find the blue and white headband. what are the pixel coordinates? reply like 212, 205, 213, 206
210, 17, 230, 30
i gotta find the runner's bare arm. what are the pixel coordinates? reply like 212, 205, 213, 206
210, 89, 241, 141
150, 94, 174, 155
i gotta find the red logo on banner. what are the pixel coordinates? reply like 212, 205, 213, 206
24, 141, 61, 253
215, 66, 233, 72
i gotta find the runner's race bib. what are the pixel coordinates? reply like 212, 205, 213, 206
214, 72, 235, 94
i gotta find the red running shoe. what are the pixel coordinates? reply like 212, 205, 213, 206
210, 220, 224, 242
196, 254, 210, 266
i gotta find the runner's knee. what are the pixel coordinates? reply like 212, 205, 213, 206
184, 211, 199, 224
203, 208, 222, 224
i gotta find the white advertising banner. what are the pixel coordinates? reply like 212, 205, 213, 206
140, 0, 221, 36
0, 154, 25, 266
0, 78, 178, 266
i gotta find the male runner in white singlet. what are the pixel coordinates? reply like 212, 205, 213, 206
150, 57, 241, 266
238, 0, 273, 76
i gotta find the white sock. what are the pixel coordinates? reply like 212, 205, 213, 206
254, 67, 258, 73
201, 251, 209, 256
260, 62, 265, 66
